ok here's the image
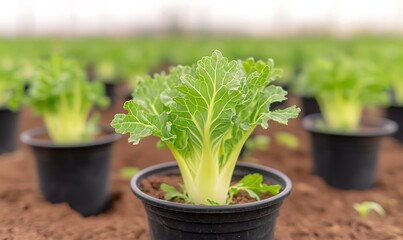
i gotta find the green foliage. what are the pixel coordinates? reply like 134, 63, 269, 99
0, 59, 26, 111
120, 166, 139, 180
275, 131, 299, 150
29, 55, 109, 144
297, 54, 388, 131
112, 50, 299, 205
161, 183, 190, 203
227, 173, 281, 204
160, 173, 281, 205
375, 46, 403, 106
353, 201, 386, 217
245, 135, 271, 151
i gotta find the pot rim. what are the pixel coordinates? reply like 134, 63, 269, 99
131, 161, 292, 213
20, 126, 121, 148
0, 107, 18, 112
302, 113, 398, 137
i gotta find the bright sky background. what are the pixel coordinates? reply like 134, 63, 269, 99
0, 0, 402, 36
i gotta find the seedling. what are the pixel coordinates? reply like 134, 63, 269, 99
95, 59, 119, 83
0, 59, 26, 111
275, 131, 299, 150
112, 51, 299, 205
354, 201, 386, 217
120, 167, 140, 180
29, 55, 109, 144
244, 135, 271, 152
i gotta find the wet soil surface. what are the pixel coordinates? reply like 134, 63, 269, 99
1, 92, 403, 240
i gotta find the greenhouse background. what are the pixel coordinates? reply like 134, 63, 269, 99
1, 0, 403, 36
1, 1, 403, 240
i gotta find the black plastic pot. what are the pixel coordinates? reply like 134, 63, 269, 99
131, 161, 292, 240
21, 127, 120, 216
125, 92, 132, 102
386, 105, 403, 143
0, 108, 20, 154
302, 114, 398, 189
301, 96, 320, 117
104, 82, 117, 107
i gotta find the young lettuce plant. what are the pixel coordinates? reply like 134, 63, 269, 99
112, 50, 299, 205
0, 59, 26, 111
299, 54, 388, 131
379, 47, 403, 106
29, 55, 109, 144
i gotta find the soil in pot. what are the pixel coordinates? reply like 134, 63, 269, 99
131, 162, 292, 240
302, 114, 397, 189
21, 127, 121, 216
0, 108, 20, 154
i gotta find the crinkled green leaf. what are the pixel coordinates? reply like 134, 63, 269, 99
111, 50, 299, 205
28, 55, 108, 143
227, 173, 282, 204
0, 59, 26, 111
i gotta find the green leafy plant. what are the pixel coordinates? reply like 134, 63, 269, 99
227, 173, 281, 204
354, 201, 386, 217
120, 166, 139, 180
378, 47, 403, 106
298, 54, 388, 131
112, 50, 300, 205
29, 55, 109, 144
244, 135, 271, 152
275, 131, 299, 150
95, 59, 118, 82
161, 173, 281, 206
0, 59, 26, 111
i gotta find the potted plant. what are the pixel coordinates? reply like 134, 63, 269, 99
383, 51, 403, 142
0, 59, 25, 154
112, 51, 300, 239
301, 54, 398, 189
94, 58, 124, 107
291, 62, 320, 117
21, 55, 120, 216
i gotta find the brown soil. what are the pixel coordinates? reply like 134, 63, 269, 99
1, 91, 403, 240
140, 175, 272, 205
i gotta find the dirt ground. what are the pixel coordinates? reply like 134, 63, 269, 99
1, 89, 402, 240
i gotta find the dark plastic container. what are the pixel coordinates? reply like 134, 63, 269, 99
131, 161, 292, 240
302, 114, 397, 189
386, 105, 403, 143
125, 92, 132, 102
0, 108, 20, 154
105, 82, 117, 107
21, 127, 120, 216
301, 97, 320, 117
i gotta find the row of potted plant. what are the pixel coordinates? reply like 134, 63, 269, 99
110, 49, 402, 239
0, 50, 300, 238
1, 40, 403, 238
